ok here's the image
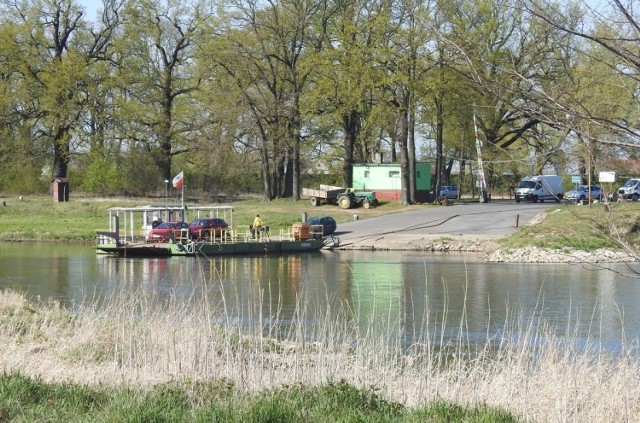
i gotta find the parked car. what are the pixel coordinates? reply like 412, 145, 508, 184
565, 185, 603, 203
439, 185, 459, 200
189, 218, 229, 240
307, 216, 337, 238
146, 221, 189, 242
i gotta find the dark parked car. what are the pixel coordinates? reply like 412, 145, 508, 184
189, 218, 229, 240
146, 221, 189, 242
307, 216, 337, 238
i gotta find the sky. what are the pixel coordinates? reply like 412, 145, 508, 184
79, 0, 101, 21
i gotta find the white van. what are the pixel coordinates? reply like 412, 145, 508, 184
617, 178, 640, 201
514, 175, 564, 203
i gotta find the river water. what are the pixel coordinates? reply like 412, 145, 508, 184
1, 242, 639, 352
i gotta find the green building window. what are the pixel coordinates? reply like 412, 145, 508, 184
364, 171, 370, 177
389, 171, 400, 178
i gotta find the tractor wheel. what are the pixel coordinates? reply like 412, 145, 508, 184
311, 197, 320, 207
363, 200, 371, 209
338, 195, 352, 209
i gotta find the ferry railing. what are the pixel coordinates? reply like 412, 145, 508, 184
309, 224, 324, 239
191, 225, 323, 244
96, 231, 124, 245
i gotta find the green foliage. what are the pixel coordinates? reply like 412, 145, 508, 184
301, 173, 342, 188
80, 154, 125, 195
0, 0, 635, 201
119, 149, 163, 196
0, 164, 48, 194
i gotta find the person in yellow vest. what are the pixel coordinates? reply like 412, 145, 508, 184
251, 214, 263, 239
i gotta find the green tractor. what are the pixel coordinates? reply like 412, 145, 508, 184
337, 189, 378, 209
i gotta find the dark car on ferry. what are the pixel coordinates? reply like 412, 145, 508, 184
189, 218, 229, 240
146, 221, 189, 242
307, 216, 337, 239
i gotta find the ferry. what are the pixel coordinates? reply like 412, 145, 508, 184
96, 204, 335, 257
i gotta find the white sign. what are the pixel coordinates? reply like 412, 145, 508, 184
599, 171, 616, 183
571, 175, 581, 184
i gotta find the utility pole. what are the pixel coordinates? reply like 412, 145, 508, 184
474, 113, 489, 203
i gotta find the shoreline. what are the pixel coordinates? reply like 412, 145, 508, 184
332, 207, 640, 263
4, 236, 638, 263
334, 236, 639, 263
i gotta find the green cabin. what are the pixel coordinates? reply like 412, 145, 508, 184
352, 163, 432, 202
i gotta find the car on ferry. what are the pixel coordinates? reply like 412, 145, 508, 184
146, 221, 189, 242
189, 218, 229, 240
307, 216, 337, 238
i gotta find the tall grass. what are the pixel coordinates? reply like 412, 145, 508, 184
0, 279, 638, 422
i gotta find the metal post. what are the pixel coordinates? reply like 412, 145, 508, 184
164, 179, 169, 207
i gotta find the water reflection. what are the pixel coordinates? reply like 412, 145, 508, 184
1, 242, 639, 352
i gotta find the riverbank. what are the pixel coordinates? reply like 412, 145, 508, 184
332, 201, 640, 263
1, 289, 637, 422
333, 234, 639, 263
1, 195, 638, 263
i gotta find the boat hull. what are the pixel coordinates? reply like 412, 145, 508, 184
97, 238, 325, 257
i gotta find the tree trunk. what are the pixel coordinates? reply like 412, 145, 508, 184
433, 96, 444, 203
408, 100, 416, 203
342, 111, 359, 188
398, 109, 410, 206
52, 129, 70, 178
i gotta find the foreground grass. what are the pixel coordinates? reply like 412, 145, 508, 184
0, 194, 421, 241
0, 374, 518, 422
0, 289, 638, 422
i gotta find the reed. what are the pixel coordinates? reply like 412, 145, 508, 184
0, 279, 638, 422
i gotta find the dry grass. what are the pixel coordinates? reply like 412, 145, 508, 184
0, 286, 639, 422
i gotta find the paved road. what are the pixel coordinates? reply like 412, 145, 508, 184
332, 199, 558, 250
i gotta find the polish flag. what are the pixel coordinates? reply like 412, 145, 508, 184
172, 171, 184, 189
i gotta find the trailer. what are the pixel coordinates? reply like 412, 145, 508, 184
302, 185, 345, 206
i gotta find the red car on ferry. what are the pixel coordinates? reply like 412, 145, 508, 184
146, 221, 189, 242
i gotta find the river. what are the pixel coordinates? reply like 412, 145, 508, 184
1, 242, 639, 352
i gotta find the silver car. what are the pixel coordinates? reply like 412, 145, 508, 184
439, 185, 459, 200
564, 185, 603, 203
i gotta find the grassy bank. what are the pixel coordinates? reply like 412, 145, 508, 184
1, 289, 638, 422
499, 201, 640, 250
0, 195, 422, 241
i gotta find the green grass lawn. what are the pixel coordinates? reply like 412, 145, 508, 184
0, 195, 423, 242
